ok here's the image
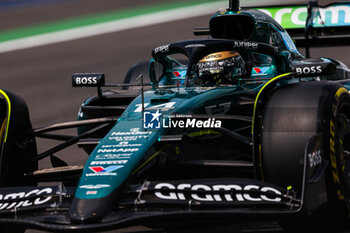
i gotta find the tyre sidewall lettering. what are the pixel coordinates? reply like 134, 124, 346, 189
329, 88, 349, 201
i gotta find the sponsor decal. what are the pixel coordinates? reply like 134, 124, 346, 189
203, 53, 222, 60
330, 119, 343, 199
102, 142, 142, 148
233, 41, 258, 49
87, 166, 123, 176
252, 66, 271, 76
72, 73, 104, 87
97, 148, 138, 153
80, 184, 111, 189
154, 44, 170, 53
109, 128, 152, 136
329, 88, 348, 200
308, 149, 322, 168
102, 142, 143, 147
74, 76, 97, 85
154, 183, 281, 202
108, 136, 147, 141
295, 66, 322, 75
173, 70, 187, 78
200, 51, 238, 62
257, 5, 350, 29
90, 160, 128, 165
95, 153, 132, 160
185, 44, 205, 48
115, 141, 142, 147
0, 188, 53, 210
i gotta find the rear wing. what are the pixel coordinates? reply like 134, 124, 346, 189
255, 2, 350, 49
194, 1, 350, 56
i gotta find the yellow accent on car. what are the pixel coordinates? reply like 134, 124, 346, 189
335, 87, 348, 101
251, 73, 291, 135
187, 129, 221, 137
251, 73, 292, 180
0, 119, 6, 144
0, 90, 10, 143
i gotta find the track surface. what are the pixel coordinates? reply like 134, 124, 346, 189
0, 0, 350, 232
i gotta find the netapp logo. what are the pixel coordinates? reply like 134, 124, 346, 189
97, 148, 138, 153
296, 66, 322, 75
0, 188, 53, 210
154, 183, 281, 202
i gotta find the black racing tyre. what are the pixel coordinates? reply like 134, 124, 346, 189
0, 90, 37, 187
123, 61, 151, 90
0, 90, 37, 233
260, 81, 350, 230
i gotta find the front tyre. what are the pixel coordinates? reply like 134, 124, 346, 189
260, 82, 350, 230
328, 88, 350, 212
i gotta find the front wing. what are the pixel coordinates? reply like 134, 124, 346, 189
0, 180, 304, 232
0, 134, 328, 232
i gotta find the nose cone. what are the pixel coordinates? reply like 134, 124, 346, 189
69, 195, 115, 223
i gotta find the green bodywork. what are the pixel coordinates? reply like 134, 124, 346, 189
74, 6, 350, 200
76, 85, 259, 199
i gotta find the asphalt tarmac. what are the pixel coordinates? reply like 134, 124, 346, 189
1, 0, 350, 232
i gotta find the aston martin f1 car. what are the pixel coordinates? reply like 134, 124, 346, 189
1, 0, 350, 232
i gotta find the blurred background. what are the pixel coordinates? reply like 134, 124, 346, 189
0, 0, 349, 232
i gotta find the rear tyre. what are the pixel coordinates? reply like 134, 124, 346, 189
0, 90, 37, 233
123, 61, 151, 90
260, 82, 350, 231
0, 90, 37, 186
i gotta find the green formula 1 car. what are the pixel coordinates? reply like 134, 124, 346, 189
0, 0, 350, 231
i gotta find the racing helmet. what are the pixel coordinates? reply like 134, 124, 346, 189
195, 51, 245, 85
